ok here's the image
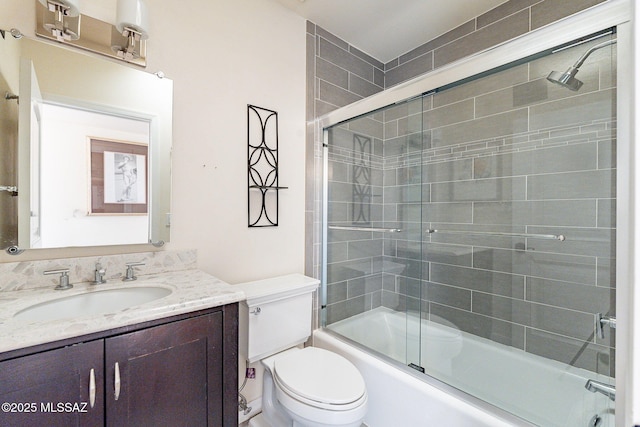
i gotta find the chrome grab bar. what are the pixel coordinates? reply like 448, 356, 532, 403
425, 229, 566, 241
585, 379, 615, 401
329, 225, 403, 233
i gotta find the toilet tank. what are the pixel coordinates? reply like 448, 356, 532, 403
235, 274, 320, 363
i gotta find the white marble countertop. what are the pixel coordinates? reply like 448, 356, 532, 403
0, 269, 245, 354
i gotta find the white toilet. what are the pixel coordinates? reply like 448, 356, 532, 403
236, 274, 367, 427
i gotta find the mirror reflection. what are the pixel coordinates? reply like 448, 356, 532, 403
0, 35, 172, 252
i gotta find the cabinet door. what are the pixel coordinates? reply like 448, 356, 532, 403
0, 340, 104, 427
105, 312, 224, 427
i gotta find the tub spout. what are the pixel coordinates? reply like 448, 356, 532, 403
585, 379, 615, 401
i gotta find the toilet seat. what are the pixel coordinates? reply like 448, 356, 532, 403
273, 347, 367, 411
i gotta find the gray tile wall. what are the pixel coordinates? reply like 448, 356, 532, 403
306, 0, 613, 374
326, 36, 616, 376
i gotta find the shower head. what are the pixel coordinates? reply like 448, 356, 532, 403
546, 67, 582, 91
546, 38, 616, 92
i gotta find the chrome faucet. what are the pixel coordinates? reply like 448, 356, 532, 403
123, 262, 145, 281
44, 269, 72, 290
93, 263, 107, 285
585, 379, 615, 401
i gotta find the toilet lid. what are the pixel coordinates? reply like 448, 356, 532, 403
273, 347, 366, 406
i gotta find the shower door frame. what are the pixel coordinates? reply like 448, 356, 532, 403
318, 0, 634, 425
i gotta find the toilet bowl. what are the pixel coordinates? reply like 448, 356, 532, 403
269, 347, 367, 427
237, 274, 368, 427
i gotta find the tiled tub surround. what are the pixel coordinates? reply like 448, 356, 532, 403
324, 35, 616, 376
307, 0, 610, 286
0, 250, 245, 353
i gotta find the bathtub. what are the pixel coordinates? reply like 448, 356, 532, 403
314, 307, 615, 427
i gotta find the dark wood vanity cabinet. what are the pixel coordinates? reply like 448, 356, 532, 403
0, 303, 238, 427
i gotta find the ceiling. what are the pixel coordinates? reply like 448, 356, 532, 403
272, 0, 509, 63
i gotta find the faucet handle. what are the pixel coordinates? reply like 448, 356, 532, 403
123, 262, 145, 281
93, 262, 107, 285
44, 269, 72, 290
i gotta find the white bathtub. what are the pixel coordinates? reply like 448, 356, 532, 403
314, 307, 615, 427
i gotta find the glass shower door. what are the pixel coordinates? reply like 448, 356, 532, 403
324, 95, 425, 369
417, 32, 616, 426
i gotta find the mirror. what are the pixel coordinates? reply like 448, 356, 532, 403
0, 34, 172, 252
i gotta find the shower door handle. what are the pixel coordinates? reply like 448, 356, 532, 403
596, 313, 616, 339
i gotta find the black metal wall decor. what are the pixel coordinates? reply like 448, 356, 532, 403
352, 134, 372, 224
247, 105, 287, 227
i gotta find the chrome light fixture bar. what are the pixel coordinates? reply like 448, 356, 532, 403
35, 0, 149, 67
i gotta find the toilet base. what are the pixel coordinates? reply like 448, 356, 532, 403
248, 413, 273, 427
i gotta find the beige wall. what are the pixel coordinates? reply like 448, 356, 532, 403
0, 0, 307, 284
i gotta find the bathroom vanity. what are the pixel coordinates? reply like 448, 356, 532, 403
0, 257, 244, 427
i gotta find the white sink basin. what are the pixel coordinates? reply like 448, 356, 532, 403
14, 286, 172, 322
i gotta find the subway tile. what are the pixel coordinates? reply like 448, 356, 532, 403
386, 52, 433, 88
529, 89, 615, 131
326, 281, 348, 304
423, 158, 473, 183
318, 38, 374, 82
327, 241, 348, 264
398, 114, 425, 137
316, 57, 349, 89
434, 64, 529, 108
477, 0, 538, 29
316, 26, 349, 51
525, 328, 613, 376
434, 10, 529, 69
306, 34, 316, 121
424, 281, 472, 311
597, 257, 616, 288
597, 199, 616, 228
598, 139, 616, 169
531, 0, 606, 30
384, 184, 423, 204
399, 20, 476, 66
431, 176, 526, 202
430, 263, 525, 299
422, 202, 473, 224
472, 293, 594, 340
348, 116, 384, 139
473, 142, 598, 179
430, 303, 525, 349
423, 99, 474, 130
432, 109, 529, 148
473, 200, 597, 228
350, 74, 383, 99
527, 169, 615, 200
396, 165, 423, 186
348, 239, 384, 260
349, 45, 384, 70
473, 247, 597, 285
526, 277, 614, 314
319, 80, 362, 109
423, 242, 473, 267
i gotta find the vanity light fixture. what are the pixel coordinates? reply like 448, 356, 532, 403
38, 0, 81, 42
111, 0, 150, 61
35, 0, 149, 66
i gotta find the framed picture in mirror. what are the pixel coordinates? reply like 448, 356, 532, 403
89, 138, 148, 215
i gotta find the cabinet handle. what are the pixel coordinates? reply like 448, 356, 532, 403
114, 362, 121, 401
89, 368, 96, 408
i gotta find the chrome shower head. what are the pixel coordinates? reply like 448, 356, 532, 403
546, 67, 583, 91
546, 38, 616, 92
